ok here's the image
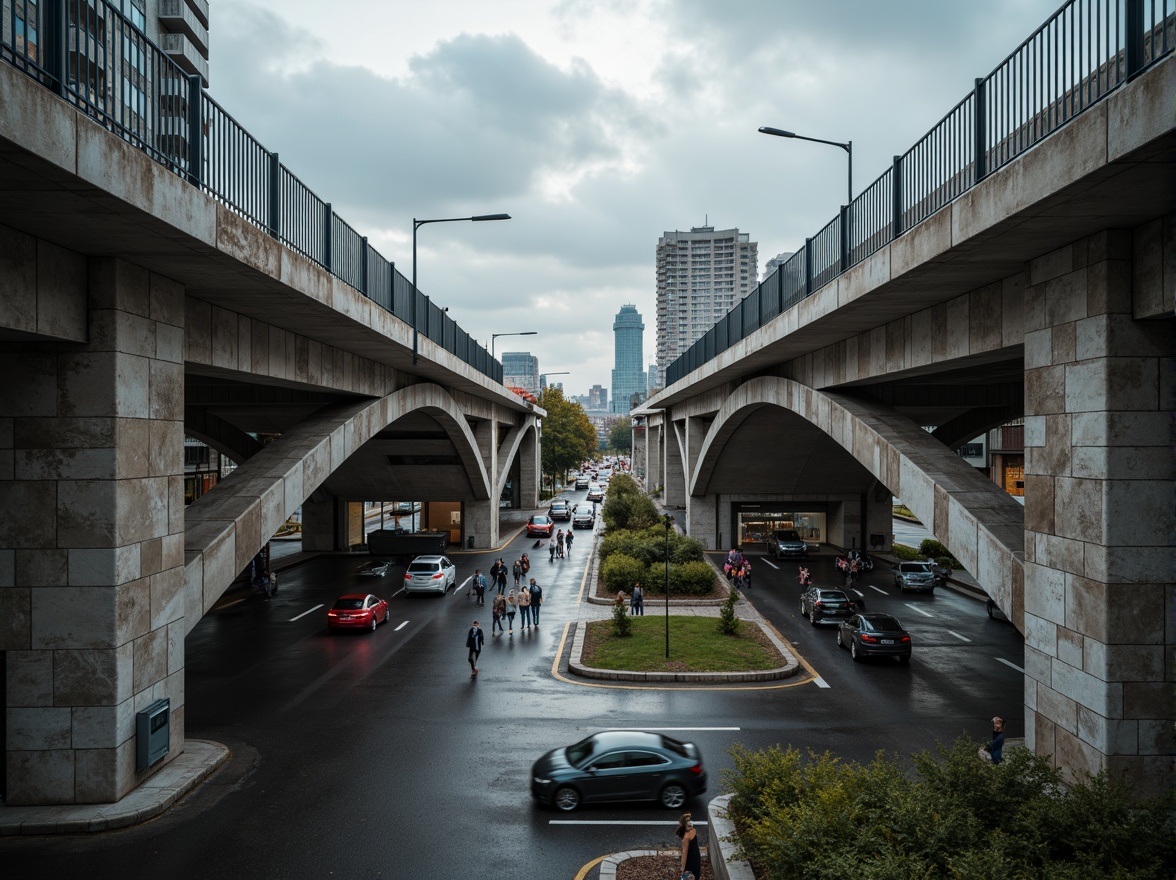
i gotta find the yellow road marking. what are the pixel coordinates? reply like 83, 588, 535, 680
572, 855, 607, 880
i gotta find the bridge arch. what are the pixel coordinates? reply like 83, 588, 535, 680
690, 376, 1025, 627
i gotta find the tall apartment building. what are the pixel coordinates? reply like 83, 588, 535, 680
588, 384, 608, 411
501, 351, 539, 395
610, 304, 645, 414
655, 226, 758, 385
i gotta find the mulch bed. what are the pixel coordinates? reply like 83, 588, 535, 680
617, 853, 714, 880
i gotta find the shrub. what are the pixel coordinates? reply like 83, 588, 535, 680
891, 543, 924, 561
601, 553, 647, 595
668, 560, 719, 596
717, 587, 741, 635
920, 538, 962, 569
606, 473, 641, 498
611, 592, 631, 637
599, 526, 706, 567
601, 492, 660, 531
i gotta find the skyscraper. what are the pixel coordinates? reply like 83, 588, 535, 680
655, 226, 758, 385
611, 304, 645, 414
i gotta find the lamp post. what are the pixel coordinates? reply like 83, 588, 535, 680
757, 127, 852, 207
412, 213, 511, 365
491, 331, 537, 359
663, 513, 673, 659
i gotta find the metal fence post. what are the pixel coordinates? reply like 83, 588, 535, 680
360, 236, 368, 294
45, 0, 66, 97
839, 204, 850, 272
1126, 0, 1145, 79
267, 152, 280, 239
323, 203, 332, 272
973, 77, 987, 183
891, 155, 904, 237
804, 237, 813, 296
185, 74, 203, 186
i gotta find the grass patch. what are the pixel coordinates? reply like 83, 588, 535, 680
582, 616, 784, 672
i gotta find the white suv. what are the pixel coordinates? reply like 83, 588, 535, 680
404, 555, 456, 595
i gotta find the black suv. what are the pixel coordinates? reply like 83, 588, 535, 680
800, 587, 855, 626
768, 529, 808, 559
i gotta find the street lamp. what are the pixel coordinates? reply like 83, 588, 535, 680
412, 213, 511, 365
758, 127, 852, 206
540, 371, 570, 388
491, 331, 537, 359
663, 514, 673, 659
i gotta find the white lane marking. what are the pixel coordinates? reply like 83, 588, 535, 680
390, 587, 405, 598
813, 677, 831, 689
996, 657, 1025, 673
947, 630, 972, 642
852, 588, 864, 597
868, 585, 889, 595
394, 620, 408, 632
760, 558, 779, 569
289, 604, 324, 622
455, 576, 471, 594
550, 820, 709, 826
610, 727, 741, 731
904, 603, 934, 618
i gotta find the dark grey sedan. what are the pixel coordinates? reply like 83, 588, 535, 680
531, 731, 706, 812
836, 613, 912, 663
800, 587, 856, 625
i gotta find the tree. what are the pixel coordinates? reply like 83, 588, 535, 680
607, 418, 632, 453
538, 386, 596, 492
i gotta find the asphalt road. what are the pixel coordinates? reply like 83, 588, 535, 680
2, 493, 1023, 879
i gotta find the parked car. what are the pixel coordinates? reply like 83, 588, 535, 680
986, 598, 1011, 622
836, 613, 912, 663
767, 529, 808, 559
531, 730, 706, 812
526, 514, 555, 537
800, 586, 855, 626
585, 484, 605, 502
893, 561, 936, 593
403, 555, 456, 595
549, 500, 572, 522
356, 560, 392, 578
326, 593, 389, 632
575, 475, 590, 490
572, 508, 595, 530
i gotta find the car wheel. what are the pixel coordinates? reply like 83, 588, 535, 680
851, 640, 860, 662
553, 787, 580, 812
660, 783, 688, 809
809, 610, 818, 626
369, 616, 378, 632
898, 654, 911, 665
836, 629, 844, 648
799, 600, 806, 618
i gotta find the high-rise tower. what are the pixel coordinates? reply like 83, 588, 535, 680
610, 304, 645, 413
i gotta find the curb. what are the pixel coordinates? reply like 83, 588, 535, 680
567, 620, 800, 683
707, 794, 755, 880
597, 847, 708, 879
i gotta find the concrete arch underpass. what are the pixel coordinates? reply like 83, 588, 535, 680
183, 384, 494, 633
688, 377, 1026, 628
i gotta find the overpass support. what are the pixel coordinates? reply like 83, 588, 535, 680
0, 259, 186, 804
664, 422, 686, 509
1021, 230, 1174, 793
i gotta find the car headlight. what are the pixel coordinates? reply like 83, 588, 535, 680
533, 776, 551, 785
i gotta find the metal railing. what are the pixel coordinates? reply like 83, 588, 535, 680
666, 0, 1172, 386
0, 0, 503, 385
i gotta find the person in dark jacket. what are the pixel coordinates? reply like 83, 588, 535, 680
466, 620, 484, 677
528, 578, 543, 626
984, 715, 1006, 763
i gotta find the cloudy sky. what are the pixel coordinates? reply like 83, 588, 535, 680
211, 0, 1060, 397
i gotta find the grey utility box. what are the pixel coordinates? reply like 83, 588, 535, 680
136, 698, 171, 771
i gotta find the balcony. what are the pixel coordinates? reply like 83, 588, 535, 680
158, 0, 208, 54
160, 32, 208, 86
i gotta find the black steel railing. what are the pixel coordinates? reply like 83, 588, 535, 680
0, 0, 504, 384
665, 0, 1172, 386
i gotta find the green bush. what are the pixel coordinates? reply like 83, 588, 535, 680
610, 593, 631, 637
717, 586, 741, 635
606, 473, 641, 497
599, 526, 705, 567
669, 560, 719, 596
723, 738, 1175, 880
919, 538, 961, 569
601, 553, 647, 595
601, 491, 660, 531
891, 543, 924, 561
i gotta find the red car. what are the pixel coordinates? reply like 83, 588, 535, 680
526, 514, 554, 537
327, 593, 389, 632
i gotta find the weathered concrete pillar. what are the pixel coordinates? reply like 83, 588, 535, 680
663, 421, 686, 509
646, 422, 662, 494
518, 423, 539, 509
0, 258, 186, 805
687, 495, 718, 550
467, 412, 500, 549
302, 492, 349, 551
631, 422, 647, 485
1022, 229, 1174, 796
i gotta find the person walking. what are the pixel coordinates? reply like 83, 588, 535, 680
981, 716, 1007, 764
529, 578, 542, 626
465, 620, 484, 678
676, 812, 701, 880
549, 539, 557, 562
565, 530, 574, 553
505, 588, 518, 636
518, 584, 532, 629
630, 582, 644, 616
491, 593, 506, 636
495, 558, 508, 594
512, 559, 522, 588
742, 559, 752, 590
472, 569, 487, 606
520, 553, 530, 579
556, 529, 565, 558
798, 565, 811, 588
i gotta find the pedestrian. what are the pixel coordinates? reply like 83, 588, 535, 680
518, 584, 532, 629
549, 539, 557, 562
676, 812, 701, 880
512, 559, 522, 587
465, 620, 484, 677
529, 578, 542, 626
798, 565, 811, 588
472, 569, 487, 606
980, 716, 1006, 764
733, 564, 746, 592
495, 558, 508, 594
556, 529, 565, 558
506, 588, 517, 635
565, 530, 574, 553
492, 593, 506, 636
520, 553, 530, 578
630, 582, 644, 616
743, 559, 752, 590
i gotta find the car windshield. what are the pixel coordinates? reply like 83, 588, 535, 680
657, 734, 689, 758
566, 736, 602, 766
407, 563, 438, 574
821, 591, 849, 602
531, 516, 551, 524
333, 598, 365, 610
899, 563, 929, 573
862, 615, 901, 631
774, 530, 802, 542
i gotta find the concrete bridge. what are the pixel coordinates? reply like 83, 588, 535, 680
635, 54, 1174, 793
0, 59, 540, 804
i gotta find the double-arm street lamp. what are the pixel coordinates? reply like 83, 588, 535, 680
758, 127, 852, 206
412, 213, 511, 365
491, 331, 537, 359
